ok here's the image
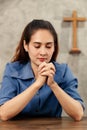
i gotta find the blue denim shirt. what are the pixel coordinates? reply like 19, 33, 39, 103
0, 61, 84, 117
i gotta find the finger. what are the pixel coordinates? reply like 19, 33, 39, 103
48, 63, 56, 72
40, 64, 55, 75
39, 66, 49, 73
38, 62, 47, 72
40, 69, 55, 77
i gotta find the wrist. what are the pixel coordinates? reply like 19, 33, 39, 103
34, 80, 42, 90
35, 78, 45, 88
49, 81, 57, 89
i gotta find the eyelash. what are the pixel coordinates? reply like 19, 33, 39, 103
34, 46, 40, 48
34, 46, 51, 49
46, 46, 51, 48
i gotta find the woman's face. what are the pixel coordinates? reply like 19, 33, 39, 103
24, 29, 54, 67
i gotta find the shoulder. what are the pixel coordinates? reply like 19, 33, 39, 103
4, 61, 24, 75
3, 61, 33, 79
53, 61, 68, 74
53, 61, 74, 79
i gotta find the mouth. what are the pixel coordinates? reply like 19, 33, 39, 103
38, 58, 47, 62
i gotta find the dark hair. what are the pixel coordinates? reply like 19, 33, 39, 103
11, 19, 59, 63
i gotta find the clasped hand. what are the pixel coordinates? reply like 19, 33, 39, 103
36, 62, 56, 87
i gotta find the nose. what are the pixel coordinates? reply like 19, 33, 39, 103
40, 47, 47, 56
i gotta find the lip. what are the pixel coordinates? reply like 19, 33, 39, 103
38, 58, 46, 62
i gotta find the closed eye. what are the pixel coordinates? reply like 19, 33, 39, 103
33, 42, 41, 48
33, 42, 54, 48
34, 45, 40, 48
46, 42, 54, 48
46, 46, 52, 48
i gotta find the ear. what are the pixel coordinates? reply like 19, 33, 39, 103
23, 40, 28, 52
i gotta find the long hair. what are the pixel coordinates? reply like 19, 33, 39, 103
11, 19, 59, 63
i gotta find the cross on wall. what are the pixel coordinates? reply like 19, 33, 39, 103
63, 10, 86, 54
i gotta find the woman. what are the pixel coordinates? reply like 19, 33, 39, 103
0, 19, 84, 121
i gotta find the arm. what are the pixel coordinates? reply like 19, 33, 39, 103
0, 63, 46, 121
40, 62, 84, 121
49, 82, 84, 121
0, 80, 42, 121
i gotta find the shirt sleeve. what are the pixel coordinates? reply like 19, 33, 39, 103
0, 75, 18, 106
62, 64, 85, 110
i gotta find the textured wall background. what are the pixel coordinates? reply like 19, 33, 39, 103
0, 0, 87, 116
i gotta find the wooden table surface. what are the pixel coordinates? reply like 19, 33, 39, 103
0, 117, 87, 130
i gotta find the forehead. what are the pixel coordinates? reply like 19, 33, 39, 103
30, 29, 54, 41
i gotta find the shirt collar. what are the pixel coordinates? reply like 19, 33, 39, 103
6, 61, 34, 80
5, 61, 64, 82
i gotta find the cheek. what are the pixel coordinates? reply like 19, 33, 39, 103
49, 48, 54, 56
28, 48, 38, 57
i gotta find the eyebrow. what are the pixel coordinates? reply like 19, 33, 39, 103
33, 42, 54, 44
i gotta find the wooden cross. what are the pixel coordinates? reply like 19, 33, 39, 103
64, 10, 86, 54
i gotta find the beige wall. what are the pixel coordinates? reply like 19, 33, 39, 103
0, 0, 87, 116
